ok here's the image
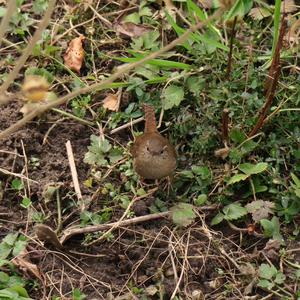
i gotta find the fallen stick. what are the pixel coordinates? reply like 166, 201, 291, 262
34, 205, 218, 248
65, 140, 84, 211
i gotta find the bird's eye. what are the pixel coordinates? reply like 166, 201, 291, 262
160, 149, 164, 154
146, 147, 150, 151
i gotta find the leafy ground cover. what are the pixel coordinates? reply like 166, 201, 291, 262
0, 0, 300, 299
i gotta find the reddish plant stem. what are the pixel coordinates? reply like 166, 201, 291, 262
222, 108, 229, 145
226, 16, 238, 79
249, 15, 287, 137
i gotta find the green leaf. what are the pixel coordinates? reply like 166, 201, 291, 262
32, 0, 49, 14
194, 194, 207, 206
259, 263, 277, 280
257, 279, 274, 290
11, 179, 24, 191
25, 67, 53, 83
123, 12, 140, 24
0, 243, 11, 260
260, 219, 274, 238
186, 76, 205, 97
211, 212, 225, 225
171, 203, 196, 227
226, 0, 253, 20
2, 233, 18, 246
230, 128, 247, 143
260, 217, 283, 243
165, 11, 192, 51
84, 135, 112, 166
9, 285, 30, 298
108, 148, 123, 164
0, 271, 9, 283
180, 170, 195, 179
274, 272, 285, 284
114, 56, 191, 70
12, 240, 27, 257
72, 288, 86, 300
238, 162, 268, 175
291, 173, 300, 188
191, 166, 211, 179
20, 197, 32, 209
227, 174, 249, 185
161, 85, 185, 110
223, 203, 248, 221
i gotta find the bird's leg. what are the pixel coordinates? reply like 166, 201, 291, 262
163, 176, 174, 196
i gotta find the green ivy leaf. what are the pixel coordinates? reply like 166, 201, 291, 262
259, 263, 277, 280
274, 272, 286, 284
108, 148, 123, 164
257, 279, 274, 290
84, 135, 112, 166
11, 179, 24, 191
2, 233, 18, 246
260, 219, 274, 238
238, 162, 268, 175
0, 243, 12, 260
171, 203, 196, 227
211, 212, 225, 225
12, 240, 27, 257
161, 85, 184, 110
227, 174, 249, 185
223, 203, 248, 221
260, 216, 284, 243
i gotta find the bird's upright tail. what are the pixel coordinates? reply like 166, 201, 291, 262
143, 104, 157, 133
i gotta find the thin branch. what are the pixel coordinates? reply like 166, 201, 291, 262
0, 0, 16, 47
60, 212, 170, 245
0, 8, 224, 141
249, 15, 287, 137
65, 140, 84, 211
59, 205, 217, 245
225, 16, 237, 79
0, 0, 56, 97
221, 108, 229, 145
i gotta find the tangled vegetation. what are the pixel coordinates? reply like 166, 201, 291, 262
0, 0, 300, 299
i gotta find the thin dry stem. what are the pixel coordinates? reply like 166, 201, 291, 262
0, 8, 224, 141
249, 15, 287, 137
65, 140, 84, 211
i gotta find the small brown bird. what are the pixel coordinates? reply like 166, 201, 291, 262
131, 104, 177, 180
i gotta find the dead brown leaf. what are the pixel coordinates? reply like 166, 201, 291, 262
262, 239, 281, 261
286, 18, 300, 48
12, 248, 44, 282
197, 0, 213, 9
281, 0, 297, 13
63, 35, 85, 73
115, 22, 151, 38
102, 93, 120, 111
249, 7, 272, 20
245, 200, 275, 222
214, 146, 230, 160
